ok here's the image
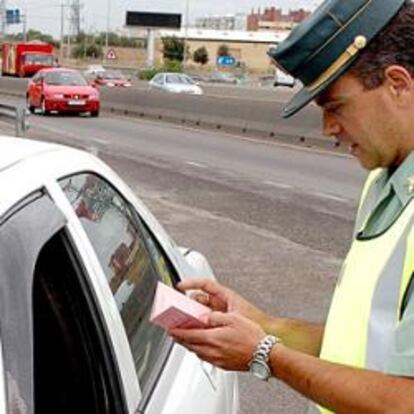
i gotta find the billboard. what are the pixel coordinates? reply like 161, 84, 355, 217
126, 11, 182, 29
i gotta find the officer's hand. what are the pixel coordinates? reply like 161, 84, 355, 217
170, 312, 266, 371
177, 278, 268, 326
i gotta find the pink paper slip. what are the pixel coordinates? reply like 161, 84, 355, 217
150, 282, 211, 330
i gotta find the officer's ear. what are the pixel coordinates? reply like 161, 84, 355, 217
384, 65, 414, 107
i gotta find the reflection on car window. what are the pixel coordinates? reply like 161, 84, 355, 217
45, 71, 88, 86
166, 75, 182, 84
60, 174, 176, 389
165, 74, 194, 85
153, 74, 163, 85
178, 75, 194, 85
25, 54, 54, 65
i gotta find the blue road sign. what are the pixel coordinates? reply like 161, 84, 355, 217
6, 9, 21, 25
217, 55, 236, 66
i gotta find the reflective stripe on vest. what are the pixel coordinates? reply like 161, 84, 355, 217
308, 170, 414, 414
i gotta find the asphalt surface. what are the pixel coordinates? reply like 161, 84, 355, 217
0, 106, 367, 413
0, 76, 329, 147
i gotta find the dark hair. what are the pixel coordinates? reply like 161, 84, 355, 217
350, 0, 414, 89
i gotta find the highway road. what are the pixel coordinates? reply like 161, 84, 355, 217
1, 102, 366, 413
0, 77, 328, 147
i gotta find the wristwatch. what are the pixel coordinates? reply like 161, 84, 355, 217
248, 335, 280, 381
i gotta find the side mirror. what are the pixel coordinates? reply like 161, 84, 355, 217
179, 247, 215, 279
90, 81, 97, 88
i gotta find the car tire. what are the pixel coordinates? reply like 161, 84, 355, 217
40, 98, 49, 116
26, 95, 35, 114
91, 111, 99, 118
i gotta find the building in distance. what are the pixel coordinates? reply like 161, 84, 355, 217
195, 14, 248, 31
247, 7, 311, 31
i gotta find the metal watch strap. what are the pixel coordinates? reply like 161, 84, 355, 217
252, 335, 278, 363
249, 334, 280, 380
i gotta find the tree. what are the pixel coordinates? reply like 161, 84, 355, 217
193, 46, 209, 65
5, 30, 59, 48
217, 44, 230, 57
162, 36, 186, 62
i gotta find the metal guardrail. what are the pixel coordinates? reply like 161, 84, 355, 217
0, 103, 29, 137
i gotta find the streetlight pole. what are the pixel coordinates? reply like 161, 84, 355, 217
60, 3, 65, 63
104, 0, 110, 62
183, 0, 190, 64
1, 0, 6, 40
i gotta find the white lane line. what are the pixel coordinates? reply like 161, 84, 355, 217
186, 161, 206, 168
314, 192, 348, 203
263, 180, 293, 189
91, 138, 109, 145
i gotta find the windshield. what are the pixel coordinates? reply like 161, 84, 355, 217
24, 54, 54, 65
165, 74, 194, 85
44, 71, 88, 86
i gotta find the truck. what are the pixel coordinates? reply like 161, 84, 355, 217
2, 42, 55, 77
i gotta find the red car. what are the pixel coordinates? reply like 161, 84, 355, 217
95, 70, 131, 88
26, 68, 100, 117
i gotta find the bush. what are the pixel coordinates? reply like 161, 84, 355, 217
217, 44, 230, 57
71, 43, 103, 59
138, 60, 183, 80
163, 59, 183, 73
138, 67, 160, 81
86, 44, 103, 59
193, 47, 209, 65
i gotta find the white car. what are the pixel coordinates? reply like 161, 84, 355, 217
273, 68, 296, 88
149, 73, 203, 95
0, 137, 239, 414
84, 64, 106, 76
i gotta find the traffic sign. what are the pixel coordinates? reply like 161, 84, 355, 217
217, 55, 236, 66
6, 9, 21, 25
106, 49, 117, 60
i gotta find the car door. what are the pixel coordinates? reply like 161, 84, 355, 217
58, 172, 238, 414
0, 190, 127, 414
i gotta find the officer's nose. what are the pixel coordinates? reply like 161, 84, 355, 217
322, 111, 342, 138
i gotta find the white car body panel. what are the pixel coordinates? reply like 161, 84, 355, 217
0, 137, 239, 414
149, 73, 203, 95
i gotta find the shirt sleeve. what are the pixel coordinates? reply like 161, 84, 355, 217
385, 285, 414, 377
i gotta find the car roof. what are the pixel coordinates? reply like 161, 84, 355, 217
158, 72, 187, 76
40, 67, 78, 74
0, 137, 66, 172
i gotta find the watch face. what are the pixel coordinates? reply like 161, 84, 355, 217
250, 360, 270, 380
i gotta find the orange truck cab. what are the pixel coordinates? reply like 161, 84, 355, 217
2, 42, 55, 77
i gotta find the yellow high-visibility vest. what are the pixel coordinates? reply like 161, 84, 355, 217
309, 170, 414, 414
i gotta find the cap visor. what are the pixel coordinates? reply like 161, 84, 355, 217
281, 58, 357, 118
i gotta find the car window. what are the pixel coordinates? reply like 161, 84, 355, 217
32, 72, 44, 84
166, 74, 182, 84
59, 173, 177, 390
152, 74, 163, 85
25, 54, 54, 65
178, 75, 194, 85
45, 71, 88, 86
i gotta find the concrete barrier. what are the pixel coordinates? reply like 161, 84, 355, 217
0, 77, 343, 152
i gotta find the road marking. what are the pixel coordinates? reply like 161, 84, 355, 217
263, 181, 293, 189
91, 138, 109, 145
186, 161, 206, 168
314, 192, 348, 203
112, 113, 350, 159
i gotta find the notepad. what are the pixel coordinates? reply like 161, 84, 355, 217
150, 281, 211, 330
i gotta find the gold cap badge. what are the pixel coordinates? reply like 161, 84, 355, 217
354, 35, 368, 50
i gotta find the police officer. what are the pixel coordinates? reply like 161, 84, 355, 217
170, 0, 414, 412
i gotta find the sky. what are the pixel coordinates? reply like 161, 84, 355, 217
8, 0, 320, 38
